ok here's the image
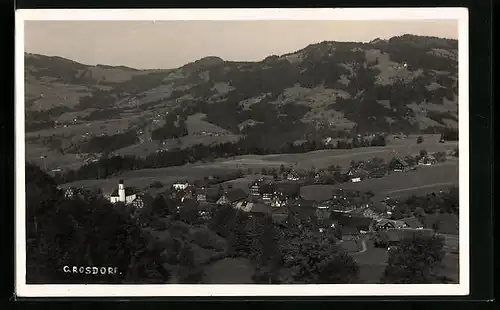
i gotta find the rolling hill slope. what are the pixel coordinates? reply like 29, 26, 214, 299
25, 34, 459, 168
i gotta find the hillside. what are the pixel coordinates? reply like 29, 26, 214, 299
25, 34, 458, 169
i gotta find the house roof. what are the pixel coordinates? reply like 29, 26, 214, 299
274, 182, 299, 196
173, 180, 189, 184
272, 207, 288, 215
341, 226, 360, 236
235, 201, 271, 215
110, 187, 138, 197
384, 228, 434, 242
402, 217, 424, 229
260, 183, 275, 194
272, 213, 288, 224
392, 220, 408, 229
376, 219, 393, 226
395, 156, 409, 166
224, 188, 248, 202
249, 203, 271, 215
291, 198, 315, 208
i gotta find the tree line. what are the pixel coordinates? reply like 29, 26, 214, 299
53, 133, 387, 184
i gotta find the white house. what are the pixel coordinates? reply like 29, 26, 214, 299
286, 170, 300, 181
109, 180, 138, 204
172, 181, 189, 191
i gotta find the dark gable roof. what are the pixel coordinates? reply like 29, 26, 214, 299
111, 187, 138, 197
402, 217, 424, 229
260, 183, 275, 194
341, 226, 360, 235
249, 203, 271, 215
385, 228, 434, 242
272, 207, 288, 215
272, 213, 288, 224
225, 188, 248, 202
274, 182, 299, 196
395, 156, 409, 166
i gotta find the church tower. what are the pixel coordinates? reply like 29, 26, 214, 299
118, 180, 125, 202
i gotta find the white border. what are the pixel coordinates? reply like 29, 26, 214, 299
15, 8, 469, 297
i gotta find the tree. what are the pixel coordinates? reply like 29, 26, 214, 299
388, 157, 400, 171
277, 222, 359, 284
381, 234, 446, 284
149, 181, 164, 189
417, 136, 424, 144
177, 244, 204, 284
208, 205, 238, 238
371, 134, 387, 146
179, 200, 201, 225
150, 195, 172, 218
25, 163, 170, 284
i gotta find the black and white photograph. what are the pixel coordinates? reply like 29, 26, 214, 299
15, 8, 469, 297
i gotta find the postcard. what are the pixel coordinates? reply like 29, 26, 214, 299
15, 7, 469, 297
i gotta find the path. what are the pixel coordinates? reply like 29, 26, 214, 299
350, 237, 368, 255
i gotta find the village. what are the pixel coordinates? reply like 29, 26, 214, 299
62, 146, 458, 260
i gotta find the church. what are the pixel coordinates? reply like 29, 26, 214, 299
109, 180, 138, 205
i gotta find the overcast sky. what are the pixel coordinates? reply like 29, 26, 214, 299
24, 20, 458, 70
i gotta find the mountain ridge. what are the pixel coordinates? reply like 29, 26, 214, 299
25, 34, 459, 164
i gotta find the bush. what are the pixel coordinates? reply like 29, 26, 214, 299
150, 181, 164, 189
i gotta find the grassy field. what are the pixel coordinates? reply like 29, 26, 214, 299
351, 239, 388, 283
60, 149, 458, 199
439, 253, 459, 283
426, 214, 459, 235
334, 162, 458, 196
300, 185, 338, 202
208, 136, 458, 171
203, 257, 255, 284
296, 162, 458, 202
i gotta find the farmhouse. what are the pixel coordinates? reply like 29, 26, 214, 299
362, 208, 378, 219
346, 168, 366, 183
180, 188, 194, 202
401, 217, 424, 229
260, 183, 275, 201
216, 188, 248, 205
375, 218, 396, 230
172, 181, 189, 191
392, 157, 410, 172
286, 170, 300, 181
249, 181, 261, 196
197, 204, 214, 220
381, 197, 399, 211
109, 180, 139, 205
234, 201, 271, 216
418, 154, 438, 166
195, 187, 207, 203
131, 194, 152, 210
64, 187, 77, 199
270, 192, 287, 208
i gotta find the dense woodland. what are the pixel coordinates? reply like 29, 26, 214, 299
27, 163, 451, 284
